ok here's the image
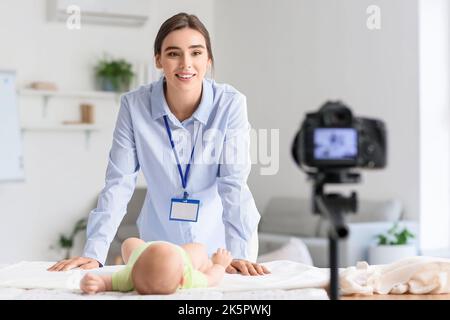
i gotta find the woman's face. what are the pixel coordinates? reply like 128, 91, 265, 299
156, 28, 211, 93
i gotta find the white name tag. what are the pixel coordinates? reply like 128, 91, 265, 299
169, 198, 200, 222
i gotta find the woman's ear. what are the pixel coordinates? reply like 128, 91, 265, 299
207, 59, 213, 78
155, 54, 162, 69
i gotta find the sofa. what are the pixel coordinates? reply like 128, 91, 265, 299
105, 187, 145, 265
105, 188, 419, 268
258, 196, 419, 267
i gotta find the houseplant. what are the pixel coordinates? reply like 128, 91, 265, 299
55, 217, 88, 259
95, 56, 134, 92
368, 222, 417, 265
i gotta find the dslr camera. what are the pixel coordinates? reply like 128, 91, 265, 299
292, 101, 387, 171
290, 101, 387, 300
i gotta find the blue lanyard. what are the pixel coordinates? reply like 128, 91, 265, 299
163, 115, 199, 199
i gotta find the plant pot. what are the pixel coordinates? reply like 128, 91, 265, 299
368, 244, 417, 265
97, 77, 115, 92
97, 76, 131, 92
118, 81, 131, 92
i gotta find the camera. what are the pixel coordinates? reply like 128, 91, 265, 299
290, 101, 387, 300
292, 101, 387, 171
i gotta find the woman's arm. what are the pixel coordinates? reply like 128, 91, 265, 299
48, 95, 140, 272
217, 94, 257, 257
216, 93, 268, 275
83, 95, 141, 265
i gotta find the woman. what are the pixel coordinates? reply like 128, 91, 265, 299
49, 12, 268, 276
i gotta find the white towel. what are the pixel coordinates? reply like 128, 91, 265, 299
0, 261, 85, 290
340, 256, 450, 295
3, 257, 449, 297
0, 260, 329, 292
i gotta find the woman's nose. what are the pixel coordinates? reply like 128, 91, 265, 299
181, 55, 192, 69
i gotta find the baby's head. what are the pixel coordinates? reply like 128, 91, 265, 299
131, 242, 184, 294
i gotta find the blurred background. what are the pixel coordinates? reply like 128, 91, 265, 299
0, 0, 448, 267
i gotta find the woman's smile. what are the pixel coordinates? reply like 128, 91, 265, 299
175, 72, 197, 81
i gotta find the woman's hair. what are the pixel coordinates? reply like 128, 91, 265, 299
154, 12, 214, 68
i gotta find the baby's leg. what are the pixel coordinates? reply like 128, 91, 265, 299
181, 243, 213, 272
121, 237, 145, 264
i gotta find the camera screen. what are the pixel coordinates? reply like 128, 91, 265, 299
314, 128, 357, 160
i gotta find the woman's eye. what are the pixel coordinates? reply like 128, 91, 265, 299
168, 52, 179, 57
192, 51, 202, 56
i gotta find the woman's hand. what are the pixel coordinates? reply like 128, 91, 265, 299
226, 259, 271, 276
47, 256, 100, 272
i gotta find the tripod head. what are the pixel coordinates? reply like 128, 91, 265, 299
308, 169, 361, 239
309, 169, 362, 300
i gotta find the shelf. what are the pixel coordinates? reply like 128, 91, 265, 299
19, 89, 118, 100
21, 123, 100, 131
19, 88, 120, 118
21, 123, 100, 150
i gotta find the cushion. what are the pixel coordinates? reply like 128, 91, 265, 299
257, 237, 313, 265
316, 198, 403, 237
116, 224, 139, 241
121, 187, 146, 225
348, 198, 403, 223
258, 197, 321, 237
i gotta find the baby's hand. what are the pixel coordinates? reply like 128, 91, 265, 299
80, 273, 106, 294
212, 248, 233, 268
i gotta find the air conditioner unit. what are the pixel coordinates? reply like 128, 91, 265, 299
47, 0, 150, 27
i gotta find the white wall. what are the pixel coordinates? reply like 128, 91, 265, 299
213, 0, 420, 221
2, 0, 447, 262
418, 0, 450, 252
0, 0, 214, 263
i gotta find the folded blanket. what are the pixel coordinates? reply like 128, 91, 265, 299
0, 261, 85, 290
340, 256, 450, 295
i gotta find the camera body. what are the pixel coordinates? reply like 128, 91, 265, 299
292, 101, 387, 170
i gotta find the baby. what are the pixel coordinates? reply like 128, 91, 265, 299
80, 237, 233, 294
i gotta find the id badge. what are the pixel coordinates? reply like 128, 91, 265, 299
169, 198, 200, 222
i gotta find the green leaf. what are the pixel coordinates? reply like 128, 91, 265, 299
376, 223, 415, 246
377, 234, 388, 245
56, 217, 88, 253
95, 56, 134, 91
59, 235, 73, 249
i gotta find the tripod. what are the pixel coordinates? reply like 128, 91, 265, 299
309, 170, 360, 300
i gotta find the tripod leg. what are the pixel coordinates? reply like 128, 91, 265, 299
329, 235, 339, 300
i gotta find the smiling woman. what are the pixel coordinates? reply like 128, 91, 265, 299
154, 15, 214, 122
48, 12, 269, 279
155, 27, 211, 121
